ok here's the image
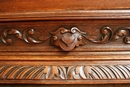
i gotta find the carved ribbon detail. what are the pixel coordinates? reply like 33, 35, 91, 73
1, 26, 130, 51
0, 65, 130, 80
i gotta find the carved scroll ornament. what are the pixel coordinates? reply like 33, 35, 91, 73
113, 27, 130, 43
1, 26, 130, 51
51, 27, 86, 51
1, 28, 48, 44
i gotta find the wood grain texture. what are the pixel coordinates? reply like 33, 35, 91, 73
1, 0, 130, 21
1, 0, 130, 86
1, 0, 130, 12
1, 10, 130, 21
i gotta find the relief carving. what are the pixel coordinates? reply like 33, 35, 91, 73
1, 28, 49, 44
51, 27, 86, 51
113, 27, 130, 43
1, 26, 130, 51
84, 26, 113, 44
0, 65, 129, 80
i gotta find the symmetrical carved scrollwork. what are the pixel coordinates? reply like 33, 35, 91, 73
1, 26, 130, 51
0, 65, 130, 80
51, 27, 86, 51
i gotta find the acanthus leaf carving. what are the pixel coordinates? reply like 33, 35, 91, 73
0, 64, 130, 80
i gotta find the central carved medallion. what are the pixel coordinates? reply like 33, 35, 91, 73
51, 27, 86, 51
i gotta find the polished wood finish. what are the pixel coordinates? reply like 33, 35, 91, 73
1, 0, 130, 21
1, 84, 130, 87
1, 0, 130, 87
0, 60, 130, 84
1, 0, 130, 12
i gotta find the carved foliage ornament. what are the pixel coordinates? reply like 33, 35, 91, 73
113, 27, 130, 44
51, 27, 86, 51
1, 26, 130, 51
0, 65, 130, 80
1, 28, 48, 44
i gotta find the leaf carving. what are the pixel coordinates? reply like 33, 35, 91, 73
0, 65, 130, 80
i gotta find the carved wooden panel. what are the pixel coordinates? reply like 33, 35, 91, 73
0, 20, 130, 52
0, 60, 130, 84
1, 0, 130, 86
1, 65, 130, 80
0, 20, 130, 85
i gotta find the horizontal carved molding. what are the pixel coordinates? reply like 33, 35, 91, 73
0, 64, 130, 80
1, 10, 130, 22
1, 26, 130, 51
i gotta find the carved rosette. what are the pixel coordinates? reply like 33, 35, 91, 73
51, 27, 86, 51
